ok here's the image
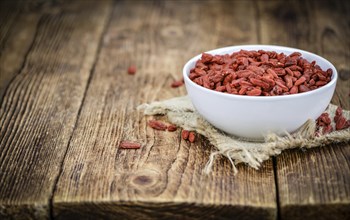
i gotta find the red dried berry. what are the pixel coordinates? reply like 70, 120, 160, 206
127, 65, 136, 75
171, 79, 184, 88
167, 124, 177, 132
318, 113, 331, 125
334, 106, 343, 122
335, 116, 347, 130
188, 131, 196, 143
181, 130, 189, 140
148, 120, 167, 131
119, 141, 141, 149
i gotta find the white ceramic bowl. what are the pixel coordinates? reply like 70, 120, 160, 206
183, 45, 337, 138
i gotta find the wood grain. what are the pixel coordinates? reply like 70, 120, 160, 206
1, 0, 348, 219
52, 1, 276, 219
316, 0, 350, 110
0, 0, 37, 102
258, 0, 350, 219
0, 0, 112, 218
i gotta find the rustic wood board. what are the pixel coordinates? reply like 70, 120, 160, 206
0, 0, 112, 218
0, 0, 349, 219
0, 0, 40, 102
258, 0, 350, 219
52, 1, 276, 219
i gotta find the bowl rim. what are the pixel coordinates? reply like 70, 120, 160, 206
183, 44, 338, 101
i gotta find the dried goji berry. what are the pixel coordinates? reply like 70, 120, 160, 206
148, 120, 167, 131
246, 88, 262, 96
127, 65, 136, 75
167, 124, 177, 132
171, 79, 184, 88
335, 116, 347, 130
181, 130, 190, 140
119, 141, 141, 149
188, 131, 196, 143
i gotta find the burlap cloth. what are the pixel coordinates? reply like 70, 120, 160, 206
138, 96, 350, 174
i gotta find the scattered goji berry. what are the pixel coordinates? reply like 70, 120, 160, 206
167, 124, 177, 132
181, 130, 189, 140
148, 120, 167, 130
127, 65, 136, 75
188, 131, 196, 143
119, 141, 141, 149
171, 78, 184, 88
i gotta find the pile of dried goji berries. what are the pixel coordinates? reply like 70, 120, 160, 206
316, 106, 350, 135
189, 50, 332, 96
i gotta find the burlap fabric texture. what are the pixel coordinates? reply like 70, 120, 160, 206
138, 96, 350, 174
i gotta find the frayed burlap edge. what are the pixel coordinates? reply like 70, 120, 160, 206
138, 96, 350, 174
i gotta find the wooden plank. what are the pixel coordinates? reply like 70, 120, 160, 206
0, 0, 35, 102
0, 0, 112, 218
0, 0, 64, 102
316, 1, 350, 110
53, 0, 277, 219
258, 0, 350, 219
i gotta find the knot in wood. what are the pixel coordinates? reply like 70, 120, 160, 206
129, 169, 161, 188
160, 26, 184, 38
133, 175, 153, 186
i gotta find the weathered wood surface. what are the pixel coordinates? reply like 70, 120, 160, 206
0, 0, 112, 218
258, 0, 350, 219
53, 1, 276, 219
0, 0, 349, 219
0, 0, 38, 102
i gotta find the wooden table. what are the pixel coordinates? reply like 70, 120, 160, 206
1, 0, 349, 219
